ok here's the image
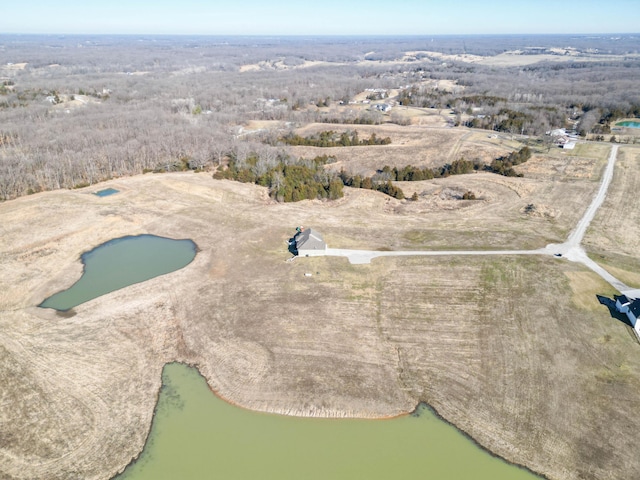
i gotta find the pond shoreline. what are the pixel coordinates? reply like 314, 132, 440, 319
112, 362, 545, 480
38, 234, 198, 311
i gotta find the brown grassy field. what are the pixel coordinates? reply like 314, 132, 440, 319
1, 137, 639, 480
584, 146, 640, 276
287, 123, 525, 176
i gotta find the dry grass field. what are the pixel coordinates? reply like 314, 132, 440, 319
1, 136, 640, 480
584, 146, 640, 276
287, 123, 523, 176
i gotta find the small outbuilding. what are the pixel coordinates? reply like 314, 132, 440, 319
294, 228, 327, 257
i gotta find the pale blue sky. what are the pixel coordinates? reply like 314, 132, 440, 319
2, 0, 639, 35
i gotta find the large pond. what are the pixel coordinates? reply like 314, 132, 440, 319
114, 363, 540, 480
616, 121, 640, 128
39, 234, 197, 311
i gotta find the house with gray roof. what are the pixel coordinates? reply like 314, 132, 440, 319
294, 228, 327, 257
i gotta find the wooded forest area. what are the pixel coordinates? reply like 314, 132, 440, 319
0, 34, 639, 201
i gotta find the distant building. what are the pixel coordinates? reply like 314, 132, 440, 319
563, 142, 576, 150
548, 128, 567, 137
294, 228, 327, 257
373, 103, 392, 112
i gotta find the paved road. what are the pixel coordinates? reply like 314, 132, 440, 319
324, 248, 548, 265
313, 144, 635, 296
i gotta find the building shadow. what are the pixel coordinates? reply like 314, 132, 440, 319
596, 295, 633, 327
287, 236, 298, 256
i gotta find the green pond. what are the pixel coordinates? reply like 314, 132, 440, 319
616, 121, 640, 128
114, 363, 540, 480
39, 234, 196, 311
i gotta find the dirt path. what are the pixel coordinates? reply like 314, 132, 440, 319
568, 145, 618, 247
446, 130, 473, 162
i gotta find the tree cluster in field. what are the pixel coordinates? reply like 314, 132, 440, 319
462, 190, 477, 200
390, 159, 478, 181
338, 170, 405, 200
376, 147, 532, 182
212, 148, 408, 202
487, 146, 532, 177
279, 130, 391, 147
214, 154, 344, 202
464, 107, 534, 134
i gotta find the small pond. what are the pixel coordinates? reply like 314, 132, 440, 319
616, 121, 640, 129
94, 188, 120, 197
39, 235, 197, 311
114, 363, 540, 480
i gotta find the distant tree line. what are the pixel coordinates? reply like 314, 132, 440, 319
213, 151, 409, 202
279, 130, 391, 147
318, 115, 382, 125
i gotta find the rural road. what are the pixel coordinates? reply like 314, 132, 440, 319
542, 145, 633, 294
316, 144, 636, 296
324, 247, 548, 265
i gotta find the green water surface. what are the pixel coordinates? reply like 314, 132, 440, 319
115, 363, 540, 480
616, 121, 640, 128
94, 188, 120, 197
39, 235, 196, 310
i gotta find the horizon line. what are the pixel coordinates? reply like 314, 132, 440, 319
1, 32, 639, 38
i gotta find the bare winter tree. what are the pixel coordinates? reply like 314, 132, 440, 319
0, 34, 639, 200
